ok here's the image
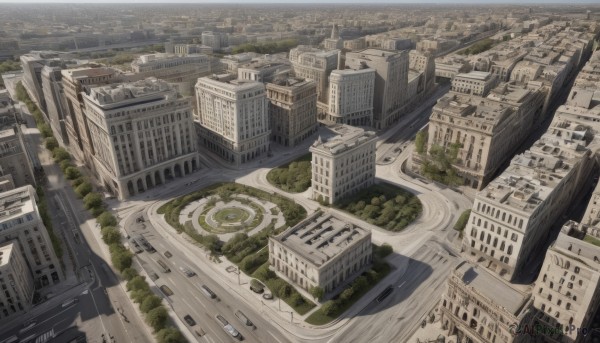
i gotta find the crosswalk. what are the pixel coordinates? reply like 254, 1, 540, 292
34, 329, 54, 343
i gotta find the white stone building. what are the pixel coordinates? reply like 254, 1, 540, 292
310, 125, 377, 205
268, 211, 372, 295
451, 71, 499, 96
0, 242, 34, 319
289, 46, 340, 109
196, 77, 270, 166
82, 78, 199, 199
327, 68, 375, 126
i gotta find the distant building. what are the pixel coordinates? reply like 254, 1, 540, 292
451, 71, 499, 96
327, 67, 375, 126
196, 77, 270, 166
530, 221, 600, 343
0, 242, 34, 320
220, 52, 259, 74
0, 185, 63, 288
268, 211, 372, 295
237, 61, 291, 83
324, 24, 343, 51
81, 78, 199, 199
202, 31, 228, 51
289, 46, 340, 111
266, 77, 317, 147
344, 37, 366, 51
345, 49, 409, 129
461, 119, 596, 281
173, 44, 213, 55
0, 128, 36, 188
439, 260, 531, 343
310, 125, 376, 205
20, 51, 63, 113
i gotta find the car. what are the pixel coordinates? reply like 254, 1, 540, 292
62, 298, 78, 308
183, 315, 196, 326
201, 285, 217, 299
262, 293, 273, 300
249, 279, 264, 294
215, 314, 228, 327
149, 271, 159, 281
159, 285, 174, 296
376, 286, 394, 303
224, 324, 242, 340
234, 310, 254, 328
194, 328, 205, 337
19, 322, 36, 335
163, 251, 173, 258
179, 266, 196, 277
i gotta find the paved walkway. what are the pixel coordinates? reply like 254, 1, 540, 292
179, 194, 285, 240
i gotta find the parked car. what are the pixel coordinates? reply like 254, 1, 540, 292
249, 279, 264, 294
235, 310, 255, 328
156, 259, 171, 273
179, 266, 196, 277
163, 251, 172, 258
149, 271, 159, 281
200, 285, 217, 299
376, 286, 394, 303
183, 315, 196, 326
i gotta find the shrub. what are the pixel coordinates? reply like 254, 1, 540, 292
289, 293, 304, 306
65, 166, 81, 180
140, 295, 163, 313
309, 286, 324, 301
101, 226, 121, 245
52, 147, 71, 162
39, 123, 53, 138
146, 306, 169, 332
277, 284, 292, 298
71, 177, 86, 188
44, 137, 59, 151
340, 288, 354, 303
75, 181, 93, 198
60, 160, 73, 172
454, 209, 471, 232
127, 275, 149, 292
131, 288, 152, 304
111, 245, 133, 271
122, 268, 139, 281
84, 192, 103, 210
321, 300, 338, 316
156, 327, 187, 343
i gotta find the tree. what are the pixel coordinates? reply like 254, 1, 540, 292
83, 192, 103, 210
352, 276, 369, 293
415, 131, 427, 155
321, 300, 338, 316
454, 209, 471, 235
131, 288, 152, 304
121, 267, 139, 281
277, 284, 292, 299
146, 306, 169, 332
101, 226, 121, 245
60, 160, 73, 172
75, 181, 93, 198
111, 246, 133, 271
127, 275, 149, 292
140, 295, 163, 313
377, 244, 393, 258
71, 177, 85, 188
64, 167, 81, 180
340, 288, 354, 303
44, 137, 58, 151
52, 147, 71, 162
97, 212, 118, 228
39, 123, 53, 138
289, 293, 303, 306
309, 286, 324, 301
156, 327, 187, 343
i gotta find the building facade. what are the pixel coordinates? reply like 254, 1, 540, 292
327, 68, 375, 126
345, 49, 409, 129
310, 125, 377, 205
451, 71, 499, 96
0, 185, 62, 289
41, 65, 69, 145
196, 77, 270, 166
201, 31, 228, 51
289, 46, 340, 108
81, 78, 199, 199
268, 211, 372, 295
0, 242, 34, 319
266, 78, 318, 147
0, 128, 36, 188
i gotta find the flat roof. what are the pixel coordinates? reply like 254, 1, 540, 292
455, 262, 527, 315
0, 242, 15, 268
273, 212, 370, 267
310, 125, 376, 156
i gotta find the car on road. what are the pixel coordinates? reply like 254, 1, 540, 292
156, 259, 171, 273
129, 238, 143, 254
215, 315, 242, 340
194, 328, 205, 337
376, 286, 394, 303
200, 284, 217, 299
163, 251, 172, 258
149, 271, 159, 281
183, 314, 196, 326
62, 298, 78, 308
19, 321, 36, 334
159, 285, 174, 296
250, 279, 264, 294
179, 266, 196, 277
235, 310, 255, 329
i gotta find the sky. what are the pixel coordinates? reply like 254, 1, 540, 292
0, 0, 598, 3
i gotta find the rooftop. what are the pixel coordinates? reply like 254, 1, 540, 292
310, 125, 376, 156
0, 185, 36, 225
86, 77, 175, 107
273, 212, 370, 267
0, 242, 15, 268
454, 261, 528, 315
455, 71, 493, 81
553, 221, 600, 271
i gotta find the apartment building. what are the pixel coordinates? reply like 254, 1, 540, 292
310, 125, 376, 205
237, 61, 291, 83
426, 82, 545, 189
266, 77, 317, 147
0, 128, 36, 188
451, 71, 499, 96
0, 242, 34, 319
530, 221, 600, 343
289, 46, 340, 109
268, 211, 372, 295
81, 78, 199, 199
327, 68, 375, 126
439, 260, 531, 343
173, 44, 213, 55
462, 120, 597, 282
61, 67, 121, 166
345, 49, 409, 129
201, 31, 228, 51
0, 185, 62, 288
20, 51, 62, 113
196, 77, 270, 166
41, 65, 69, 144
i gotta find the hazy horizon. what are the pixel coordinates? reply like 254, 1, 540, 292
0, 0, 599, 4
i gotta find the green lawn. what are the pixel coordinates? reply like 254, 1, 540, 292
267, 153, 312, 193
214, 207, 250, 223
584, 234, 600, 248
336, 183, 422, 232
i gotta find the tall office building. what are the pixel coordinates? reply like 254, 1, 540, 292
20, 51, 62, 113
0, 242, 35, 319
0, 185, 63, 288
289, 46, 340, 110
345, 49, 409, 129
41, 65, 69, 144
81, 78, 199, 199
327, 67, 375, 126
310, 125, 376, 205
61, 67, 121, 166
196, 77, 270, 166
201, 31, 228, 51
0, 128, 36, 188
266, 77, 318, 147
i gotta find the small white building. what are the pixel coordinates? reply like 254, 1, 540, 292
327, 68, 375, 126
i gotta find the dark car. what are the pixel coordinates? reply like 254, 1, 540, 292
376, 286, 394, 303
184, 315, 196, 326
160, 285, 174, 296
164, 251, 173, 258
